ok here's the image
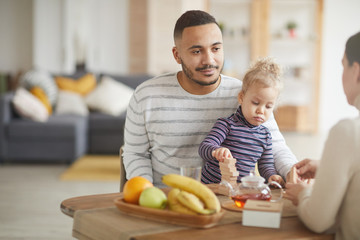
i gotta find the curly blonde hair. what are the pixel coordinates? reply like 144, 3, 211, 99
241, 57, 283, 94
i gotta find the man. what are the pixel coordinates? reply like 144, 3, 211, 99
123, 10, 297, 187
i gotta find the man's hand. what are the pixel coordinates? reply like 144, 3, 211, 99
212, 147, 233, 162
269, 174, 285, 187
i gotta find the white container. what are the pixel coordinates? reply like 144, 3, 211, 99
242, 200, 283, 228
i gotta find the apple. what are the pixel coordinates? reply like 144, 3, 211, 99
139, 187, 167, 209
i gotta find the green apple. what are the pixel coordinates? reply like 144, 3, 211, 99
139, 186, 167, 209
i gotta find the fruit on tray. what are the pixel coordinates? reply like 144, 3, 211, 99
123, 176, 153, 204
167, 188, 197, 215
176, 190, 215, 214
139, 186, 168, 209
162, 174, 221, 213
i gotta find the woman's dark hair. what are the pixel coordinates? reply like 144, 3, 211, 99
345, 31, 360, 66
174, 10, 219, 40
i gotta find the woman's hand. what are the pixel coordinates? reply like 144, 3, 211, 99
284, 182, 307, 206
212, 147, 233, 162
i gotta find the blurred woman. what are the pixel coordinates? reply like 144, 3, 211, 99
285, 31, 360, 240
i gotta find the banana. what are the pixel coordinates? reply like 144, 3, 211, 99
162, 174, 221, 213
176, 190, 214, 215
167, 188, 197, 215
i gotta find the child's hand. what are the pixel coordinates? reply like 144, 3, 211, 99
268, 174, 285, 187
212, 147, 233, 162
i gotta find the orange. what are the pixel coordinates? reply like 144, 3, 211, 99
123, 176, 153, 204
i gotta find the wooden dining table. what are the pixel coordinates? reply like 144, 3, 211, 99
61, 189, 334, 240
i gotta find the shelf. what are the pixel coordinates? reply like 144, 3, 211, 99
270, 37, 316, 46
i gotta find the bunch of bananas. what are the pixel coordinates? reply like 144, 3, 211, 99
162, 174, 221, 215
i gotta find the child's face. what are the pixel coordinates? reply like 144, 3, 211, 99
238, 82, 279, 126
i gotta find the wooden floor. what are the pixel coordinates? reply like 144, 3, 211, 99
0, 132, 326, 239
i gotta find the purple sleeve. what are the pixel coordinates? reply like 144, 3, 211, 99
198, 118, 230, 162
258, 130, 277, 180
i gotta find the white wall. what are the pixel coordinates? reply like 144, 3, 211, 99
85, 0, 128, 75
33, 0, 64, 73
0, 0, 33, 75
33, 0, 129, 75
319, 0, 360, 134
147, 0, 206, 75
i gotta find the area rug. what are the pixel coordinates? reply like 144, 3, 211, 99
60, 155, 120, 181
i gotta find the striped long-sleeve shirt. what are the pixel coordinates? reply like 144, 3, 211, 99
199, 106, 277, 184
123, 72, 297, 187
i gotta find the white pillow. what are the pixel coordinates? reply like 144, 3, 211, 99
85, 76, 134, 116
12, 88, 49, 122
55, 90, 89, 116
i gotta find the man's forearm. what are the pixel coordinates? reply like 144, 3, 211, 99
273, 142, 298, 179
264, 115, 298, 179
122, 147, 153, 182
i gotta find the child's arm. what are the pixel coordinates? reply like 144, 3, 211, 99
198, 118, 230, 162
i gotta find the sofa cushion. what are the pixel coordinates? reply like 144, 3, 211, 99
7, 114, 88, 162
12, 88, 49, 122
19, 70, 58, 105
8, 114, 88, 139
55, 90, 89, 116
55, 73, 96, 96
88, 111, 126, 131
85, 76, 134, 116
88, 112, 126, 154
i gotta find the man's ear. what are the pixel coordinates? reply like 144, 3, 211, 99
172, 47, 181, 64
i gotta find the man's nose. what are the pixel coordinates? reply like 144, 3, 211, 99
201, 50, 215, 66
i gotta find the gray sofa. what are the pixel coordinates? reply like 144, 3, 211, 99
0, 73, 151, 163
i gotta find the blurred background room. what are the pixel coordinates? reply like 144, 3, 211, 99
0, 0, 359, 239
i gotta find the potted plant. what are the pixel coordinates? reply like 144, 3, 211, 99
286, 21, 297, 38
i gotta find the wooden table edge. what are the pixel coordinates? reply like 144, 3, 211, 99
61, 191, 335, 240
60, 192, 123, 218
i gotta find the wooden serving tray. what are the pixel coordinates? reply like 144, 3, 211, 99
114, 197, 225, 228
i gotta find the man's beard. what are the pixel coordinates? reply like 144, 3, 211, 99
181, 60, 222, 86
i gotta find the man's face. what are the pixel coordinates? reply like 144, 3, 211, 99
173, 23, 224, 88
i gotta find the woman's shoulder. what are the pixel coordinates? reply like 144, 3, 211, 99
328, 117, 360, 149
330, 117, 360, 135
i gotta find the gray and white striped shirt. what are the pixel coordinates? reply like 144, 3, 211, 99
123, 72, 297, 187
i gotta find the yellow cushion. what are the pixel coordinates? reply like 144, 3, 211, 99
30, 86, 52, 114
55, 73, 96, 96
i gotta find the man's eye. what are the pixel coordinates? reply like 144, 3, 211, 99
192, 50, 200, 54
213, 47, 221, 52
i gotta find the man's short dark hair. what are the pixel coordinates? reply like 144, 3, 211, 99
174, 10, 219, 40
345, 31, 360, 66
